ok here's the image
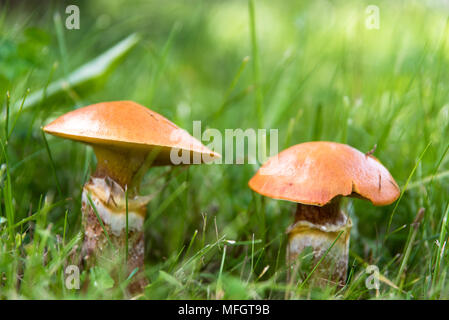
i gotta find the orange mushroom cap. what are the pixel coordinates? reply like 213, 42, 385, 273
249, 141, 400, 206
43, 100, 220, 165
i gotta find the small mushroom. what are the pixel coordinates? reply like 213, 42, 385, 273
43, 100, 219, 293
248, 141, 399, 286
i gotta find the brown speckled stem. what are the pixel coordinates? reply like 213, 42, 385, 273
80, 179, 148, 295
287, 198, 352, 287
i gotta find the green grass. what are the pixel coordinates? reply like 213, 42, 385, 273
1, 0, 449, 299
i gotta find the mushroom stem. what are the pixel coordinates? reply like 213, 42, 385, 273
81, 145, 151, 294
287, 198, 352, 287
93, 145, 148, 190
81, 186, 146, 294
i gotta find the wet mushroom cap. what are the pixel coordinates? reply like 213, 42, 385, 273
43, 100, 220, 165
248, 141, 400, 206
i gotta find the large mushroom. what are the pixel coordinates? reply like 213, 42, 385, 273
249, 141, 399, 286
43, 100, 219, 293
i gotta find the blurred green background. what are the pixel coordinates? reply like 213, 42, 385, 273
1, 0, 449, 299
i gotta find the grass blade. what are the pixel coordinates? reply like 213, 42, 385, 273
386, 142, 431, 235
248, 0, 264, 127
15, 33, 140, 112
41, 130, 62, 198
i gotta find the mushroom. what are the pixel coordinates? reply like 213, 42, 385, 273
43, 100, 219, 293
248, 141, 399, 286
